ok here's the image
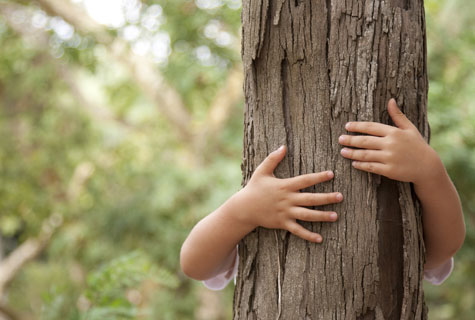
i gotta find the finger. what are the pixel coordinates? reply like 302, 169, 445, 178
285, 170, 334, 190
387, 98, 415, 130
352, 161, 386, 175
340, 148, 386, 162
338, 135, 384, 149
293, 192, 343, 207
254, 145, 286, 176
292, 207, 338, 223
286, 222, 323, 243
345, 121, 394, 137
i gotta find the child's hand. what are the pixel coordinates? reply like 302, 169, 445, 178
235, 145, 342, 243
338, 99, 440, 184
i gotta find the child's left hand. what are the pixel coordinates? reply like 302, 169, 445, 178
338, 99, 440, 185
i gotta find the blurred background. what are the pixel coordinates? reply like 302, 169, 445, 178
0, 0, 473, 319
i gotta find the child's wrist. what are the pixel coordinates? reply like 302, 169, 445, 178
223, 188, 258, 232
413, 146, 445, 187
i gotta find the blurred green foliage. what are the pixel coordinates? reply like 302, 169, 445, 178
0, 0, 473, 319
424, 0, 475, 318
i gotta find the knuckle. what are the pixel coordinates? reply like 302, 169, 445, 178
385, 151, 394, 160
315, 172, 326, 182
303, 176, 313, 186
277, 180, 288, 192
277, 185, 287, 193
301, 211, 312, 221
312, 210, 324, 221
307, 194, 319, 206
302, 229, 312, 240
275, 219, 286, 230
312, 173, 321, 182
310, 193, 319, 204
294, 209, 305, 221
410, 126, 420, 135
321, 211, 330, 220
275, 203, 285, 216
346, 135, 354, 144
362, 137, 371, 147
323, 212, 332, 221
287, 223, 298, 235
386, 164, 396, 173
393, 129, 404, 138
386, 138, 396, 148
279, 210, 291, 223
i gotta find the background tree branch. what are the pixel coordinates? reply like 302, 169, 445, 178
0, 305, 21, 320
0, 162, 94, 301
32, 0, 193, 143
0, 2, 136, 131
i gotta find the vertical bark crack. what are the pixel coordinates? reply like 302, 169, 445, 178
325, 0, 332, 106
281, 56, 294, 177
274, 231, 282, 320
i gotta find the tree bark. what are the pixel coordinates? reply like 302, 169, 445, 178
235, 0, 428, 319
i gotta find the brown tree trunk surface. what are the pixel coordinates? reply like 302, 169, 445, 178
235, 0, 429, 319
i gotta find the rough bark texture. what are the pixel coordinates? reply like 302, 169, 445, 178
235, 0, 429, 319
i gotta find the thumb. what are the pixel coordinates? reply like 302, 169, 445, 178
388, 98, 413, 129
254, 145, 286, 176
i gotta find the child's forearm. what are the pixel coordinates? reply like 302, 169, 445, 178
413, 150, 465, 269
180, 190, 254, 281
339, 99, 466, 271
181, 147, 342, 281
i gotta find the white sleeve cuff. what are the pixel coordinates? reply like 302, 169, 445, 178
424, 257, 454, 285
202, 251, 239, 291
204, 252, 453, 288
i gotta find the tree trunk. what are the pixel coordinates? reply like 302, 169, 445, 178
235, 0, 429, 319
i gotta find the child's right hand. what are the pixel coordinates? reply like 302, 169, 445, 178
234, 145, 343, 243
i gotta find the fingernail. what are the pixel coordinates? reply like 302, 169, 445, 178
338, 135, 345, 143
336, 193, 343, 201
315, 236, 322, 243
345, 122, 351, 129
330, 212, 338, 220
327, 171, 334, 178
340, 148, 349, 155
277, 145, 284, 152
